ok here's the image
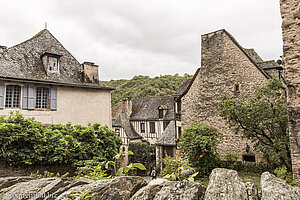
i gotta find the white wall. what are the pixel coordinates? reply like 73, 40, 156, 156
0, 81, 112, 127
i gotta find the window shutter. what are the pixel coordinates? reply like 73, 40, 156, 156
50, 87, 57, 110
22, 85, 28, 109
0, 83, 4, 109
28, 85, 35, 110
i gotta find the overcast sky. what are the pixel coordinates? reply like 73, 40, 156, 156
0, 0, 283, 80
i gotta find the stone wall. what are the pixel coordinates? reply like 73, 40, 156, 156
181, 30, 268, 161
280, 0, 300, 185
0, 161, 75, 177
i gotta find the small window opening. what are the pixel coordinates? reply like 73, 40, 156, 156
140, 123, 145, 133
234, 84, 240, 92
177, 101, 181, 112
159, 109, 164, 118
243, 155, 256, 162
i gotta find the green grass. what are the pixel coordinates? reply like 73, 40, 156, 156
238, 171, 262, 190
195, 177, 210, 188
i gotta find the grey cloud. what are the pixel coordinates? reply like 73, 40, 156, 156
1, 0, 283, 80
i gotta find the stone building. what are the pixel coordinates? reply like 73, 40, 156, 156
112, 95, 183, 171
179, 29, 284, 162
280, 0, 300, 185
0, 29, 114, 126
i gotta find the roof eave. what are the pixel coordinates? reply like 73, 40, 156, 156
0, 76, 115, 90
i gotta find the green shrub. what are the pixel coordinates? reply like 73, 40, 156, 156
274, 166, 297, 186
30, 170, 70, 179
162, 155, 198, 181
162, 155, 186, 176
0, 111, 122, 166
75, 160, 110, 180
223, 150, 239, 169
128, 142, 155, 171
178, 123, 219, 176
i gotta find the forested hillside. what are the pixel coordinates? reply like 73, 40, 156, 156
101, 74, 192, 108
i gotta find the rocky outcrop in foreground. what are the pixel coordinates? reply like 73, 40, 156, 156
57, 176, 147, 200
261, 172, 300, 200
131, 178, 206, 200
204, 168, 249, 200
0, 168, 300, 200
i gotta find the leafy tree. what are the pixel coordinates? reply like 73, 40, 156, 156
218, 79, 291, 170
101, 74, 193, 107
178, 123, 219, 176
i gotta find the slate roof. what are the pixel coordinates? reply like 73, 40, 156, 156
130, 96, 175, 121
172, 79, 192, 97
243, 49, 284, 79
243, 48, 264, 63
156, 120, 176, 146
112, 108, 142, 140
0, 29, 113, 90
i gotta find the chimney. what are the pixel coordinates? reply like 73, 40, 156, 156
0, 46, 7, 53
122, 97, 132, 116
81, 62, 99, 83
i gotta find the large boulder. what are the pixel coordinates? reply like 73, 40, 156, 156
57, 176, 147, 200
131, 178, 206, 200
261, 172, 300, 200
0, 177, 90, 200
0, 177, 35, 190
204, 168, 248, 200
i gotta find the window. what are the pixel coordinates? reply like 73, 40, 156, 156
163, 121, 170, 130
115, 129, 120, 135
5, 85, 21, 108
36, 87, 49, 109
159, 109, 164, 118
140, 123, 145, 133
178, 127, 182, 134
150, 122, 155, 133
234, 84, 240, 92
49, 57, 58, 72
243, 155, 256, 162
177, 101, 181, 112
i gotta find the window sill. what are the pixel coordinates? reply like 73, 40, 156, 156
34, 109, 51, 111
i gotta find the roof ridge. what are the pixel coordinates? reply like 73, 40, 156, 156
202, 29, 226, 36
133, 95, 173, 101
8, 29, 48, 50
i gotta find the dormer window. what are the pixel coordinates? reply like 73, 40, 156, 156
49, 57, 58, 71
158, 105, 167, 119
41, 52, 61, 73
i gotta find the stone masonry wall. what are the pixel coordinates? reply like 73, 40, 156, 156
181, 30, 268, 161
280, 0, 300, 185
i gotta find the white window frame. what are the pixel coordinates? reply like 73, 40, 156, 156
48, 56, 59, 72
